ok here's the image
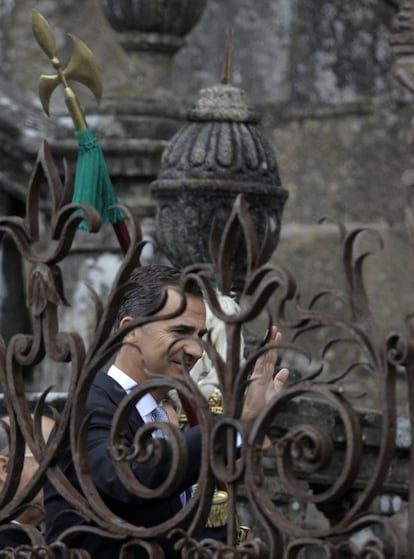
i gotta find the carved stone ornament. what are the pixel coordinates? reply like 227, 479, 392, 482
151, 82, 288, 293
99, 0, 207, 53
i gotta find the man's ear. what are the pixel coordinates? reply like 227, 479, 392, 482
0, 455, 8, 485
120, 316, 136, 341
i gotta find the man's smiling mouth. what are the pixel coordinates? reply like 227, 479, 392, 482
171, 357, 196, 373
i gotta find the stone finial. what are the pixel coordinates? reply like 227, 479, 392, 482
151, 80, 288, 294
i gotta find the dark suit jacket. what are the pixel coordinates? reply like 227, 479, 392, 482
0, 525, 32, 550
44, 372, 205, 558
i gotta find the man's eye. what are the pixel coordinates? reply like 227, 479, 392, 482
172, 328, 187, 335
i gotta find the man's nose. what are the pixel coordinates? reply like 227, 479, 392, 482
184, 339, 204, 359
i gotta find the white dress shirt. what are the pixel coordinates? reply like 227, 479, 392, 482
107, 365, 159, 424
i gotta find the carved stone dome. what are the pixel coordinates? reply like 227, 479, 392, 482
151, 83, 288, 293
158, 84, 282, 189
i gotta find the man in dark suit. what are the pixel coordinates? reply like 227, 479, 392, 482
44, 265, 288, 558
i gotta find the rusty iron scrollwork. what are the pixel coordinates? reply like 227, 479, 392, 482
0, 140, 412, 558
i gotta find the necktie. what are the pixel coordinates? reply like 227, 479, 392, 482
151, 405, 169, 423
150, 404, 187, 507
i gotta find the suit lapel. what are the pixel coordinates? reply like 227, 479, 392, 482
94, 372, 144, 436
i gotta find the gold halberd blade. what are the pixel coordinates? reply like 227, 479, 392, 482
38, 74, 61, 116
65, 34, 103, 102
32, 10, 102, 129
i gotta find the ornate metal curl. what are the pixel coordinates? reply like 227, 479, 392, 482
0, 139, 103, 530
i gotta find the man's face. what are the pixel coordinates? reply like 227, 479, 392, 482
122, 288, 206, 382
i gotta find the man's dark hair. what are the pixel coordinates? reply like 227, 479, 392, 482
115, 265, 202, 326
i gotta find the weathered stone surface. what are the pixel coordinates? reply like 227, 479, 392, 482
269, 107, 413, 227
171, 0, 294, 105
151, 82, 288, 292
